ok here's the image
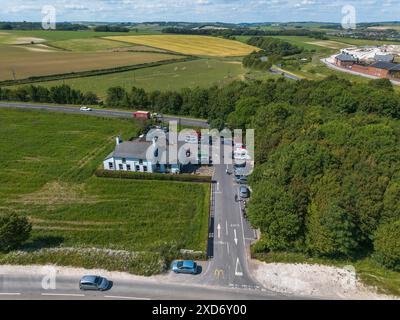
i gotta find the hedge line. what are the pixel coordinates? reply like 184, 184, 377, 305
94, 168, 212, 183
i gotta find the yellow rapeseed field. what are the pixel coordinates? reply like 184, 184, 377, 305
106, 35, 259, 57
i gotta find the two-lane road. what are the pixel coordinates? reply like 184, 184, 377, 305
0, 271, 289, 300
0, 102, 209, 128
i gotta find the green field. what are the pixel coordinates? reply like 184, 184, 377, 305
13, 58, 247, 97
0, 109, 209, 274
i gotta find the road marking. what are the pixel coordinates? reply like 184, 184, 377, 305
234, 229, 238, 245
226, 220, 228, 236
0, 293, 21, 296
217, 223, 221, 239
230, 224, 239, 227
104, 295, 150, 300
214, 269, 224, 279
235, 258, 243, 277
41, 293, 85, 297
226, 242, 230, 255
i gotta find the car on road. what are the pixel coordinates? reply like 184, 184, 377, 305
80, 106, 92, 112
172, 260, 198, 274
79, 275, 109, 291
239, 186, 250, 198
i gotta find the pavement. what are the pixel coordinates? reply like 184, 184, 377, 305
0, 102, 209, 128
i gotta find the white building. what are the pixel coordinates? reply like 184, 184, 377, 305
103, 135, 198, 174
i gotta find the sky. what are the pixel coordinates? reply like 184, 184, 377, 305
0, 0, 399, 24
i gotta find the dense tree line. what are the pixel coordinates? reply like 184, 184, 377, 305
104, 77, 400, 129
0, 85, 99, 105
93, 25, 130, 32
247, 36, 304, 56
0, 22, 88, 31
246, 99, 400, 270
162, 27, 328, 39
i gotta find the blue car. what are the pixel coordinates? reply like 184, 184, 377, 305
172, 260, 198, 274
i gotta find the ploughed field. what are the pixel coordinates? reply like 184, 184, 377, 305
0, 45, 182, 81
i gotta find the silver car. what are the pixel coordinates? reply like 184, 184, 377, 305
239, 186, 250, 198
79, 275, 109, 291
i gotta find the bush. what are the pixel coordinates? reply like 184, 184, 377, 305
94, 168, 212, 183
0, 213, 32, 252
373, 220, 400, 271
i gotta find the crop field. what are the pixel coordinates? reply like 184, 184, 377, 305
48, 38, 135, 52
13, 58, 246, 97
106, 35, 259, 57
0, 109, 210, 273
0, 45, 182, 81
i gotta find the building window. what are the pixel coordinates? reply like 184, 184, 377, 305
143, 165, 148, 172
139, 159, 143, 165
126, 164, 131, 171
118, 164, 123, 170
122, 158, 126, 164
135, 165, 140, 171
108, 162, 113, 169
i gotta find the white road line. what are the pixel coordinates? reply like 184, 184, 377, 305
234, 229, 238, 245
226, 242, 230, 255
41, 293, 85, 297
235, 258, 243, 277
217, 223, 221, 239
0, 293, 21, 296
226, 220, 228, 236
104, 295, 150, 300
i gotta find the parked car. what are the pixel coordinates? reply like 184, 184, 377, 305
239, 186, 250, 198
172, 260, 198, 274
235, 175, 248, 184
79, 275, 109, 291
80, 106, 92, 111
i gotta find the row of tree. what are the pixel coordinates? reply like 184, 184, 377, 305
162, 27, 328, 39
0, 22, 88, 31
93, 25, 130, 32
246, 36, 304, 56
0, 85, 99, 105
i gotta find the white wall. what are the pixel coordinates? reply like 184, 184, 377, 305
103, 157, 155, 173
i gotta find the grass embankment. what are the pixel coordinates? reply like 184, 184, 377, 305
0, 109, 210, 275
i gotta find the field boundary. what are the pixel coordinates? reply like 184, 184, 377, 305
94, 168, 213, 183
0, 57, 197, 87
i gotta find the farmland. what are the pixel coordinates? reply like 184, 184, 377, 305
107, 35, 259, 57
13, 58, 247, 97
0, 109, 210, 274
0, 45, 183, 81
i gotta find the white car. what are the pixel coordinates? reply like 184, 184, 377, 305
80, 106, 92, 111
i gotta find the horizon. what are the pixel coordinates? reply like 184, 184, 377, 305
1, 0, 400, 24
